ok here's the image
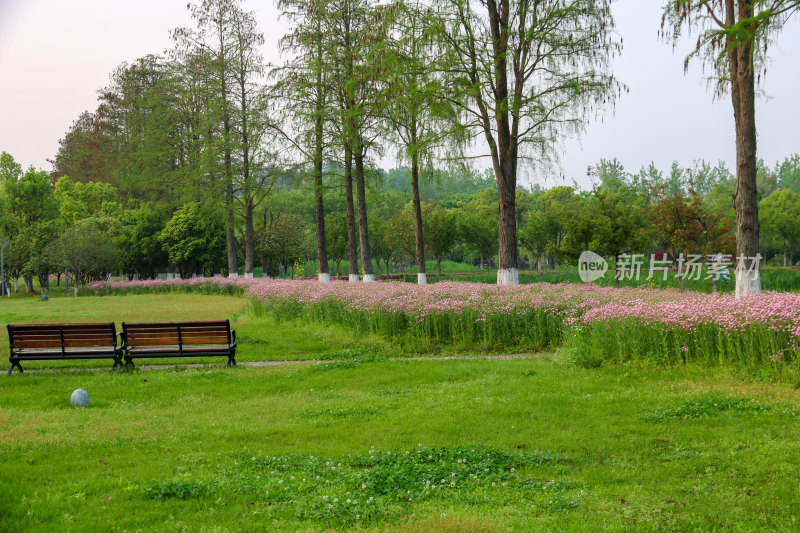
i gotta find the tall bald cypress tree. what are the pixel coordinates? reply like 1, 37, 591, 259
275, 0, 334, 282
437, 0, 621, 284
662, 0, 800, 297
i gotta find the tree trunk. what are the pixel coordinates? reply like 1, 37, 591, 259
784, 243, 788, 268
244, 200, 254, 277
226, 203, 238, 277
485, 0, 518, 285
354, 144, 374, 281
411, 150, 427, 284
313, 99, 330, 283
240, 69, 254, 279
494, 139, 519, 285
223, 120, 237, 277
436, 258, 442, 276
24, 276, 33, 293
38, 273, 49, 296
729, 0, 761, 298
344, 145, 359, 282
222, 74, 238, 278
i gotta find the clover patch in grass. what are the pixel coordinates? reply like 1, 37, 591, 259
642, 393, 772, 423
142, 446, 579, 527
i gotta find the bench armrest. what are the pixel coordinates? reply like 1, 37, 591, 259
230, 330, 237, 348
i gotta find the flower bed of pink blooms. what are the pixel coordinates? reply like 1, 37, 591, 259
89, 277, 800, 372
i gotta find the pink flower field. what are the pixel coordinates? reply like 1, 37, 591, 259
90, 278, 800, 373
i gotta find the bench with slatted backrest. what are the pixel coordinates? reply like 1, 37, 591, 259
7, 323, 122, 375
121, 320, 236, 371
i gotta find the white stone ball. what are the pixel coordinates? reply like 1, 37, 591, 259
70, 388, 90, 407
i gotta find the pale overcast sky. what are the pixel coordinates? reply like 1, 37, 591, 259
0, 0, 798, 190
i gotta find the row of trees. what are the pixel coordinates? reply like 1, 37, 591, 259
29, 0, 800, 297
3, 146, 800, 294
260, 154, 800, 282
49, 0, 622, 286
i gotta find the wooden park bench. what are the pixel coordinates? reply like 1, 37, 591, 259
7, 323, 122, 375
121, 320, 236, 371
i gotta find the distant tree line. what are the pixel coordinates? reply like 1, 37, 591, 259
3, 145, 800, 295
2, 0, 798, 296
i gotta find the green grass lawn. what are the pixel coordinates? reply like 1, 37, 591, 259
0, 293, 393, 371
3, 294, 800, 531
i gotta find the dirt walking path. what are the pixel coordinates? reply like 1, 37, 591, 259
11, 353, 550, 375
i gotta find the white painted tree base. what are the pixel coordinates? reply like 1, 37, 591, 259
417, 273, 427, 285
228, 273, 239, 278
496, 268, 519, 285
244, 272, 254, 279
318, 273, 331, 283
363, 274, 375, 283
735, 268, 762, 298
349, 274, 360, 283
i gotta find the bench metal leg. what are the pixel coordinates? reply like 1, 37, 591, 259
111, 359, 120, 372
124, 359, 135, 372
227, 351, 236, 368
8, 362, 23, 376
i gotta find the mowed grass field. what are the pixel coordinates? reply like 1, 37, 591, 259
0, 293, 392, 370
2, 294, 800, 531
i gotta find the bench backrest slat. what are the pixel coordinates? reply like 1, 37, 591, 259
8, 323, 117, 351
12, 339, 63, 349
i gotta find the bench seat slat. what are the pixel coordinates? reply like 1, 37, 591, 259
14, 348, 118, 357
15, 347, 117, 353
128, 345, 231, 354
